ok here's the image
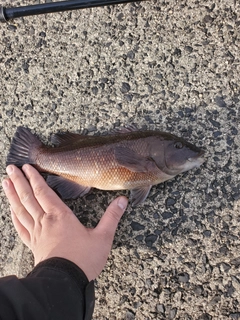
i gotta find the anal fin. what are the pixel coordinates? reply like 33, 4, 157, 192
46, 175, 91, 199
130, 185, 152, 206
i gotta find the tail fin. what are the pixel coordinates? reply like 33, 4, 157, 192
6, 126, 43, 167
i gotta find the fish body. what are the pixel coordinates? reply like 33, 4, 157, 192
6, 126, 205, 205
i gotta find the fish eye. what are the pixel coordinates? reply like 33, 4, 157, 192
174, 141, 183, 149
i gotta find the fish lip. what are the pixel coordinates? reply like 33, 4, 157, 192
187, 150, 205, 163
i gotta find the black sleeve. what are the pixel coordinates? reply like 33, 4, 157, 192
0, 257, 95, 320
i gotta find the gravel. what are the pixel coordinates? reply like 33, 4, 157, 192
0, 0, 240, 319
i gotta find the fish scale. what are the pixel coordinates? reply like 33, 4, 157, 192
37, 143, 159, 190
6, 126, 205, 206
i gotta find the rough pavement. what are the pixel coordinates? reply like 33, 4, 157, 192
0, 0, 240, 319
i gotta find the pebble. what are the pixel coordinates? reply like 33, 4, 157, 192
162, 212, 174, 219
230, 313, 240, 319
121, 82, 131, 94
166, 197, 176, 207
157, 304, 165, 313
125, 311, 135, 320
199, 313, 212, 320
178, 273, 190, 283
169, 308, 177, 319
215, 96, 227, 108
230, 257, 240, 267
203, 230, 211, 238
131, 221, 145, 231
145, 234, 157, 247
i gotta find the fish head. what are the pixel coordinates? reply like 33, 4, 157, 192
150, 135, 205, 176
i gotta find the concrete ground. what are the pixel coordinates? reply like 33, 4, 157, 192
0, 0, 240, 319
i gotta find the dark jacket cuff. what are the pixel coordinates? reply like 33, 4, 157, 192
28, 257, 95, 320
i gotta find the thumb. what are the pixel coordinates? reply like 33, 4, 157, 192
96, 196, 128, 240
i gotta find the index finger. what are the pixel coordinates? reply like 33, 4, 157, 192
22, 164, 71, 216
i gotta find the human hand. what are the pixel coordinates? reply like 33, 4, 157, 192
2, 164, 128, 281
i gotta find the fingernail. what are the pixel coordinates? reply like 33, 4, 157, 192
2, 179, 9, 189
22, 164, 28, 171
117, 197, 128, 210
6, 165, 13, 175
22, 164, 32, 177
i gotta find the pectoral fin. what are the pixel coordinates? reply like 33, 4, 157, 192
115, 146, 156, 172
131, 185, 152, 206
46, 175, 91, 199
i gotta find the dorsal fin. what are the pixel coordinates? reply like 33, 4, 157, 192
51, 131, 88, 146
110, 124, 139, 135
51, 125, 140, 146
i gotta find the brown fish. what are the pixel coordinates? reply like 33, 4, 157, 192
6, 126, 205, 206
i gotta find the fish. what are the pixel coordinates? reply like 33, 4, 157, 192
6, 126, 205, 206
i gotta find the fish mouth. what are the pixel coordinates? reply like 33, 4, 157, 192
187, 150, 205, 164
